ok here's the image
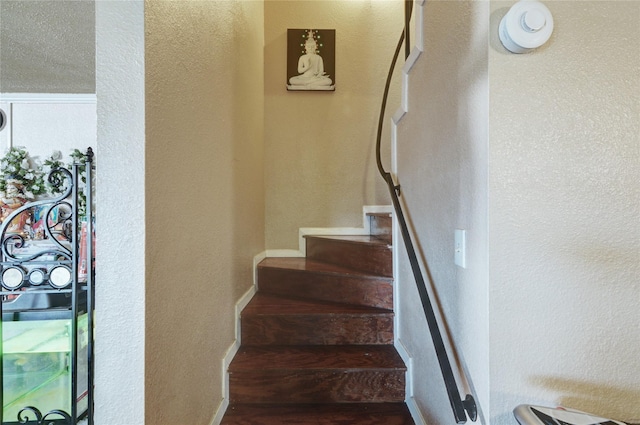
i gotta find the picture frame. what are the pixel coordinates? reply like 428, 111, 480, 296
286, 29, 336, 91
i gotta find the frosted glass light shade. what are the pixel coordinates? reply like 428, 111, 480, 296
499, 1, 554, 53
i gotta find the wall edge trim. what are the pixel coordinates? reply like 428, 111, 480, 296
0, 93, 96, 103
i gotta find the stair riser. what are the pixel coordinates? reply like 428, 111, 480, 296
258, 267, 393, 310
223, 225, 410, 423
229, 370, 406, 404
306, 237, 392, 277
242, 314, 394, 345
220, 403, 415, 425
370, 214, 392, 244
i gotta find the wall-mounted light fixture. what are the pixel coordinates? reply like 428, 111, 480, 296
499, 1, 553, 53
0, 108, 6, 132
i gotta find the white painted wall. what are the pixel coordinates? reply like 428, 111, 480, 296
488, 1, 640, 423
10, 2, 638, 424
394, 1, 490, 424
95, 2, 145, 425
0, 94, 96, 161
264, 0, 402, 249
395, 1, 639, 424
144, 2, 265, 424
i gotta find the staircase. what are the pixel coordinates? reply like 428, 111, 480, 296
221, 213, 415, 425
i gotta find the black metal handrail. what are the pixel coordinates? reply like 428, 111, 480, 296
375, 1, 477, 423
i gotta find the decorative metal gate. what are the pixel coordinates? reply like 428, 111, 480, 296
0, 149, 94, 425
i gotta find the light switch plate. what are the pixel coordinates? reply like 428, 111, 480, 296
455, 229, 466, 268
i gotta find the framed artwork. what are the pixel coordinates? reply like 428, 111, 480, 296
287, 29, 336, 91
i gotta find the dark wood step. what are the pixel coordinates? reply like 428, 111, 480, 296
221, 215, 411, 423
221, 403, 416, 425
305, 235, 392, 277
228, 345, 406, 404
258, 257, 393, 309
241, 294, 394, 345
368, 212, 392, 244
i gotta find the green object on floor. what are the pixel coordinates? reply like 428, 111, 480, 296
2, 314, 88, 423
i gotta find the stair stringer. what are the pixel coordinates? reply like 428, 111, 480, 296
390, 1, 428, 424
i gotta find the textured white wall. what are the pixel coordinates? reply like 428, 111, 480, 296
394, 1, 490, 424
144, 2, 265, 424
396, 1, 639, 424
95, 2, 146, 425
488, 1, 640, 423
264, 1, 402, 249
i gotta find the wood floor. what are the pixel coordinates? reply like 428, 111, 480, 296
221, 213, 415, 424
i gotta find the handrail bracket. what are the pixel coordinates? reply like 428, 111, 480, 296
464, 395, 478, 422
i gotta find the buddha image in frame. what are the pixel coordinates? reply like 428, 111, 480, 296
287, 29, 335, 91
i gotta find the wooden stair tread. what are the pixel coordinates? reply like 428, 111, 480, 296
241, 294, 394, 345
305, 235, 392, 277
257, 258, 394, 309
222, 217, 410, 421
222, 403, 415, 425
259, 257, 392, 281
229, 345, 406, 371
243, 293, 393, 315
366, 212, 391, 217
304, 234, 391, 247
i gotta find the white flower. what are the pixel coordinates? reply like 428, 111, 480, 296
51, 150, 63, 161
25, 172, 34, 180
23, 191, 35, 199
21, 159, 30, 169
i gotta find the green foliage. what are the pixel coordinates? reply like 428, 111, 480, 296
69, 149, 91, 218
0, 147, 46, 199
1, 147, 92, 216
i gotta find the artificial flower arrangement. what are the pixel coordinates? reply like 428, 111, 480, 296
0, 146, 47, 200
0, 147, 91, 238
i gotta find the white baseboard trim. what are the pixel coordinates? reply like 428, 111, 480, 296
210, 396, 228, 425
362, 204, 393, 215
264, 248, 304, 258
210, 269, 258, 424
253, 251, 267, 284
395, 338, 428, 425
394, 338, 414, 398
406, 396, 428, 425
392, 4, 428, 424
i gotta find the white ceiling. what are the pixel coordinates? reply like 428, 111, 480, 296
0, 0, 95, 94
